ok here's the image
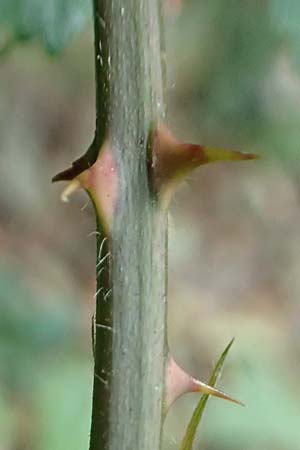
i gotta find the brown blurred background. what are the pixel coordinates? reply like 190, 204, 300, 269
1, 1, 300, 449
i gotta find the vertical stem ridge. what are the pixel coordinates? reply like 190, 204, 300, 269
89, 2, 111, 450
89, 220, 112, 450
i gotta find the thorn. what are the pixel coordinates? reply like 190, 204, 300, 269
61, 179, 81, 203
152, 124, 258, 207
54, 139, 117, 234
191, 378, 245, 406
165, 354, 244, 411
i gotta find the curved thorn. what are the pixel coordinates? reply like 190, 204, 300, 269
61, 179, 81, 203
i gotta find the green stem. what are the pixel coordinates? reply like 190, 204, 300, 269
89, 1, 168, 450
89, 219, 112, 450
88, 1, 111, 449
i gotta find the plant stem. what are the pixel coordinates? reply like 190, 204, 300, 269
89, 1, 167, 450
89, 218, 112, 450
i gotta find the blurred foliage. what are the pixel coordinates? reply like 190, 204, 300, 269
0, 0, 91, 53
1, 1, 300, 450
0, 263, 92, 449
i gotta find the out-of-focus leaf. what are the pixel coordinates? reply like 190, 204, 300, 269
35, 360, 91, 450
0, 265, 80, 391
269, 0, 300, 67
179, 339, 235, 450
270, 0, 300, 39
0, 0, 91, 53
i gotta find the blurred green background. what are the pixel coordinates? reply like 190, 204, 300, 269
1, 1, 300, 449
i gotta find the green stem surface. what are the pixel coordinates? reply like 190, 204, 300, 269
89, 2, 168, 450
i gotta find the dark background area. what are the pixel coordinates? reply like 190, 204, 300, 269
1, 1, 300, 449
